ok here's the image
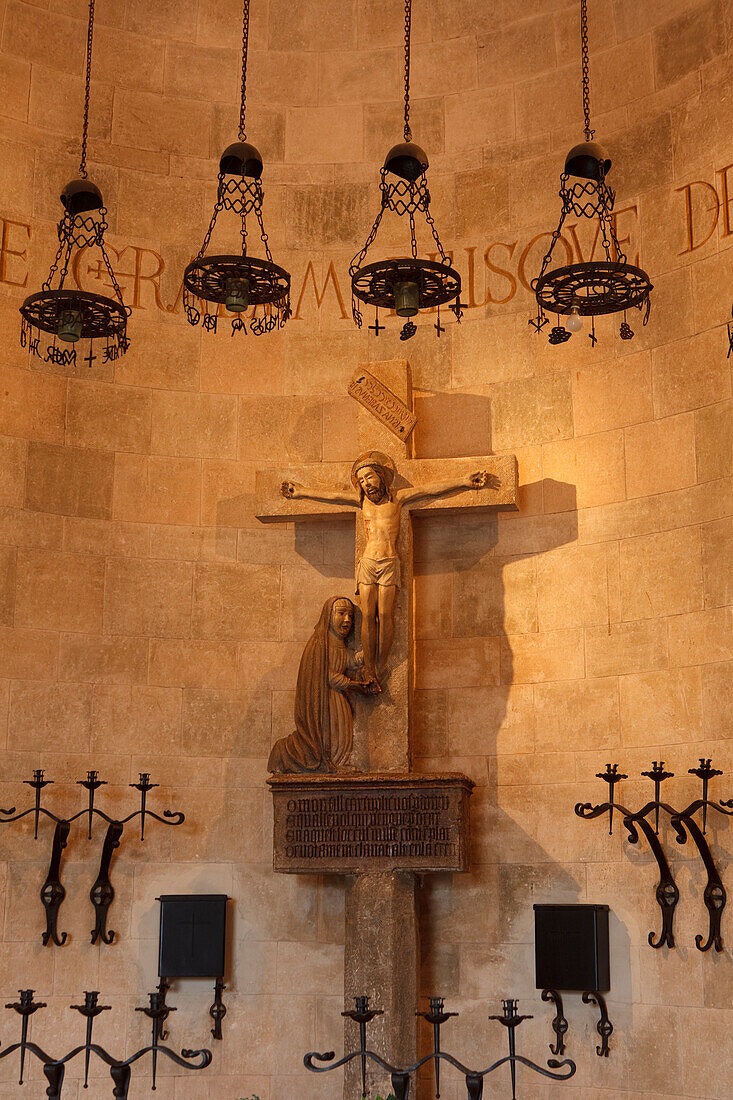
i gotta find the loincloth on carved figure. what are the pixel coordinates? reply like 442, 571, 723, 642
355, 554, 401, 592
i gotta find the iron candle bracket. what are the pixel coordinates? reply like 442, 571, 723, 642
575, 758, 733, 952
0, 987, 211, 1099
0, 771, 185, 948
541, 990, 568, 1056
305, 994, 576, 1100
541, 989, 612, 1059
210, 978, 227, 1040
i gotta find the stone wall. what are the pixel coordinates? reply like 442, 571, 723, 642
0, 0, 730, 1096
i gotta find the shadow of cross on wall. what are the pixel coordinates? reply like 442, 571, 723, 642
410, 478, 587, 1009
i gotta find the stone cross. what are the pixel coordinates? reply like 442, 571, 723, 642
257, 360, 517, 1096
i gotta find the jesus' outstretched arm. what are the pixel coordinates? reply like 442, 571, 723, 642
281, 480, 360, 509
397, 470, 498, 507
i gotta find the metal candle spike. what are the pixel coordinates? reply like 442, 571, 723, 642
77, 770, 107, 840
488, 999, 533, 1100
136, 988, 176, 1090
342, 995, 383, 1100
131, 773, 158, 840
596, 764, 627, 835
70, 990, 111, 1087
641, 761, 674, 835
689, 758, 723, 834
26, 770, 52, 839
6, 990, 46, 1085
417, 995, 458, 1099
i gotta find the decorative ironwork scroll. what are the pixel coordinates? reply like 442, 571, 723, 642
575, 759, 733, 952
305, 995, 576, 1100
0, 989, 211, 1099
0, 771, 184, 947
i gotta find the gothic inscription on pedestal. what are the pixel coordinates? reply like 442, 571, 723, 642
269, 773, 473, 873
348, 368, 417, 441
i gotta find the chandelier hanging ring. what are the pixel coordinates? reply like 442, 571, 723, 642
184, 255, 290, 308
20, 290, 129, 342
351, 258, 460, 313
535, 261, 653, 317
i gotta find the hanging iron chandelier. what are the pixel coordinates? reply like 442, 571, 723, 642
349, 0, 461, 341
183, 0, 290, 337
530, 0, 653, 346
20, 0, 129, 366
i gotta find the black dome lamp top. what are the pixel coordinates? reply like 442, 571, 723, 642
564, 141, 611, 182
61, 178, 104, 215
219, 141, 263, 179
384, 141, 428, 182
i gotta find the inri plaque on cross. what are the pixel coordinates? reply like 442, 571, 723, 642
257, 359, 518, 1095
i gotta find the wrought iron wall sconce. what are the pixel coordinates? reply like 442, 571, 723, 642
0, 770, 184, 947
575, 759, 733, 952
534, 905, 613, 1058
304, 994, 576, 1100
157, 893, 230, 1039
0, 987, 211, 1099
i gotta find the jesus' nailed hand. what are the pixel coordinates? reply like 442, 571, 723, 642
281, 451, 496, 691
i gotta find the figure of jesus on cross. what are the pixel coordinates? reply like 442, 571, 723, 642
282, 450, 493, 690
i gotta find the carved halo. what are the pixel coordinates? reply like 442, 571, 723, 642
350, 451, 397, 492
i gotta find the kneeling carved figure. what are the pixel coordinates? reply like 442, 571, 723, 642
267, 596, 375, 775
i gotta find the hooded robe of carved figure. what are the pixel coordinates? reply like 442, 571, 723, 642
267, 596, 361, 774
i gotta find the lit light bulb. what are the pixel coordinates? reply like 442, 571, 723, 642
394, 280, 419, 318
57, 309, 83, 343
567, 306, 583, 333
225, 277, 250, 312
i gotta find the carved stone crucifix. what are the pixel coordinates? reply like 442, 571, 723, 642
256, 360, 517, 1096
281, 456, 495, 690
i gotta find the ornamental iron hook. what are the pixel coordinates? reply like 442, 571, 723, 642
581, 991, 612, 1057
541, 989, 568, 1057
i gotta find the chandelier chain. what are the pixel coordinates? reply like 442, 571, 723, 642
580, 0, 594, 141
402, 0, 412, 142
239, 0, 250, 140
79, 0, 96, 178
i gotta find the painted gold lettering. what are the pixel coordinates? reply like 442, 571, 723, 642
716, 163, 733, 239
484, 241, 517, 305
676, 180, 719, 254
294, 260, 347, 319
0, 217, 31, 287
